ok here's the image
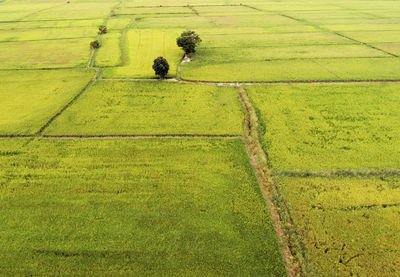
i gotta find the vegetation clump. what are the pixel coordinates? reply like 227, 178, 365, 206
176, 30, 202, 55
152, 56, 169, 78
98, 25, 107, 34
90, 40, 100, 49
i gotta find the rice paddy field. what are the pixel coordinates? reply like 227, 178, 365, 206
1, 0, 400, 275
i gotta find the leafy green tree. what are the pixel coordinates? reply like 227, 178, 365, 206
176, 30, 202, 54
152, 56, 169, 78
98, 25, 107, 34
90, 40, 100, 49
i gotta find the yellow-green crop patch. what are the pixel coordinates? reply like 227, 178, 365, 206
246, 83, 400, 170
0, 38, 92, 69
133, 16, 215, 29
44, 81, 243, 136
0, 27, 97, 42
322, 23, 400, 32
205, 14, 314, 29
0, 70, 94, 135
0, 138, 287, 276
182, 56, 400, 82
0, 2, 61, 21
103, 29, 183, 78
94, 31, 121, 67
374, 43, 400, 56
116, 6, 193, 16
192, 44, 387, 63
181, 60, 338, 82
200, 32, 352, 48
106, 17, 132, 30
275, 176, 400, 276
27, 2, 116, 20
0, 19, 104, 30
194, 5, 261, 16
342, 31, 400, 43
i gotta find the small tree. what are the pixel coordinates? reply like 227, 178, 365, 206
152, 56, 169, 78
98, 25, 107, 34
176, 30, 202, 55
90, 40, 100, 49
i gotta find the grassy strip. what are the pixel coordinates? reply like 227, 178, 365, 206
237, 86, 300, 277
273, 168, 400, 178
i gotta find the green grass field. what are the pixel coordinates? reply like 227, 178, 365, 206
2, 0, 400, 275
0, 138, 286, 276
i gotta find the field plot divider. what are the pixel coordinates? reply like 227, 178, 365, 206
35, 71, 101, 136
101, 78, 400, 85
273, 168, 400, 178
237, 86, 303, 277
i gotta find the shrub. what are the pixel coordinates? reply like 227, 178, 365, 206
98, 25, 107, 34
152, 56, 169, 78
90, 40, 100, 49
176, 30, 202, 55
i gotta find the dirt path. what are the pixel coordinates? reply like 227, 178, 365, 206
237, 86, 301, 277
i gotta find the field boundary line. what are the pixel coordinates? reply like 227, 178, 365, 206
120, 29, 127, 66
237, 86, 301, 277
241, 4, 264, 12
311, 59, 341, 79
101, 77, 400, 86
273, 168, 400, 178
35, 70, 101, 136
312, 202, 400, 212
187, 5, 200, 16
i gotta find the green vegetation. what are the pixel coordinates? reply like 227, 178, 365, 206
176, 30, 202, 54
90, 40, 100, 49
246, 83, 400, 170
44, 81, 243, 136
0, 138, 286, 276
152, 56, 169, 78
0, 70, 93, 135
98, 25, 107, 34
